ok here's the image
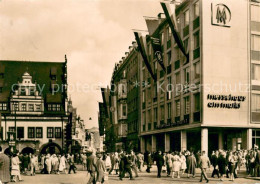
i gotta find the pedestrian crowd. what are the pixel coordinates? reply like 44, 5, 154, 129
2, 145, 260, 184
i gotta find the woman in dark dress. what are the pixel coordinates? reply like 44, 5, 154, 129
217, 152, 227, 181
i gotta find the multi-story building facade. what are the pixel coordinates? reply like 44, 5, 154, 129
0, 59, 69, 154
126, 43, 140, 151
109, 42, 140, 151
66, 98, 86, 153
140, 0, 260, 155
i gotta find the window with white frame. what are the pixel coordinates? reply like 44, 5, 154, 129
251, 5, 260, 22
184, 96, 190, 114
184, 9, 190, 27
176, 100, 181, 117
184, 67, 190, 84
194, 62, 200, 79
194, 1, 199, 18
252, 64, 260, 80
252, 94, 260, 112
251, 35, 260, 51
194, 31, 200, 49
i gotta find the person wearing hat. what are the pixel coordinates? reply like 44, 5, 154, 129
96, 152, 106, 184
87, 150, 97, 184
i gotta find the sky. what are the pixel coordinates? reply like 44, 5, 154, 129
0, 0, 162, 129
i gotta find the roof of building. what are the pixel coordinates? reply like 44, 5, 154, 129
0, 60, 67, 114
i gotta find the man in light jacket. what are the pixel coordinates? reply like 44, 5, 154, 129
199, 151, 210, 183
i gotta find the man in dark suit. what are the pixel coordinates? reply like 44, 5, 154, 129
154, 151, 164, 178
87, 150, 97, 184
211, 151, 219, 178
0, 146, 10, 184
119, 152, 134, 180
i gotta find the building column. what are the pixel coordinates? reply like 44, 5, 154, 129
140, 136, 145, 153
152, 135, 156, 152
201, 128, 208, 156
218, 131, 223, 150
181, 131, 187, 151
247, 128, 252, 150
165, 133, 170, 152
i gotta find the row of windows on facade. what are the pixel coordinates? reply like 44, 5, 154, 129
142, 93, 200, 123
0, 127, 62, 139
0, 103, 61, 111
142, 66, 200, 103
160, 1, 200, 43
144, 30, 200, 74
141, 55, 201, 84
250, 3, 260, 114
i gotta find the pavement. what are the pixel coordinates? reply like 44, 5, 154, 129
17, 165, 260, 184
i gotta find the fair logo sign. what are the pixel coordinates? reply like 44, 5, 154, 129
211, 3, 231, 27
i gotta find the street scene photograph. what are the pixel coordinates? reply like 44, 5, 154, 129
0, 0, 260, 183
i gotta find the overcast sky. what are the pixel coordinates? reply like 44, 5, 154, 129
0, 0, 162, 128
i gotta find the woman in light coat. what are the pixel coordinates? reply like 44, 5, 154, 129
180, 152, 187, 176
166, 152, 173, 177
172, 151, 181, 178
59, 154, 67, 174
45, 154, 52, 174
11, 153, 22, 182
